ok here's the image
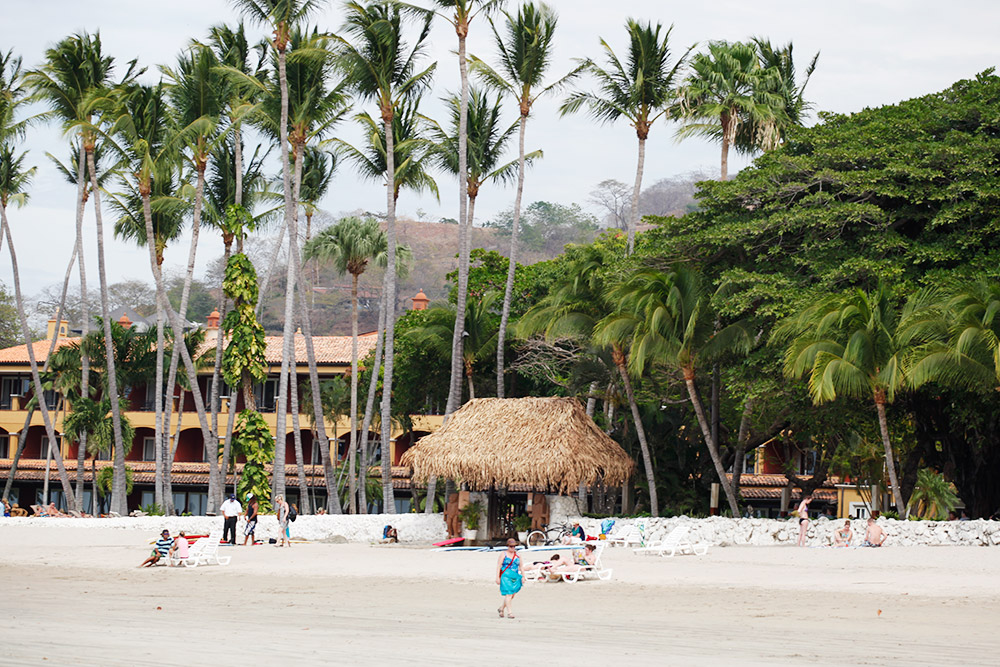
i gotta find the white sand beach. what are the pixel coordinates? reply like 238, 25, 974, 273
2, 524, 999, 666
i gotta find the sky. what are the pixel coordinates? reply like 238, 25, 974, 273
1, 0, 998, 300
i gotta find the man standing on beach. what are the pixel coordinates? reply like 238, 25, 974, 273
242, 493, 259, 546
220, 494, 242, 545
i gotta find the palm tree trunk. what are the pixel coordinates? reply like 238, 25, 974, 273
139, 190, 168, 513
683, 373, 739, 515
496, 109, 529, 397
234, 121, 245, 254
627, 135, 645, 256
294, 255, 340, 514
1, 205, 79, 512
362, 294, 389, 512
613, 348, 657, 516
466, 360, 475, 400
212, 241, 231, 513
348, 272, 360, 513
732, 398, 754, 501
161, 161, 220, 513
380, 105, 401, 517
875, 398, 906, 516
75, 143, 92, 508
289, 373, 310, 514
256, 223, 286, 319
273, 45, 296, 503
720, 113, 731, 182
445, 29, 472, 419
87, 149, 128, 516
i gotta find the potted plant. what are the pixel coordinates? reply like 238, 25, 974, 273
514, 514, 532, 543
459, 501, 483, 541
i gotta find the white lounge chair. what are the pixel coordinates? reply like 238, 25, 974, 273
633, 526, 709, 557
181, 529, 231, 568
606, 521, 645, 548
557, 543, 612, 583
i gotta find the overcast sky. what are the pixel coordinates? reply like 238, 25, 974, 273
1, 0, 998, 299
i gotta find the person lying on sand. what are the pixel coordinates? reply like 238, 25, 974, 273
861, 518, 887, 547
833, 520, 853, 547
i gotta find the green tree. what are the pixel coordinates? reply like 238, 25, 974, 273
678, 40, 785, 180
337, 0, 435, 513
561, 20, 691, 254
775, 285, 914, 516
471, 1, 581, 397
303, 216, 406, 512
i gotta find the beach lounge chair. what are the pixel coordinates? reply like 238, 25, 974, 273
181, 529, 231, 568
606, 521, 645, 548
632, 526, 709, 557
557, 543, 613, 583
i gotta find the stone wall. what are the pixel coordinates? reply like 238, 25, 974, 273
572, 515, 1000, 547
0, 513, 448, 544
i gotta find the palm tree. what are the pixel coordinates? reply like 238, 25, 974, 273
334, 97, 439, 203
0, 56, 80, 512
471, 1, 580, 397
337, 0, 435, 513
746, 37, 818, 150
303, 217, 411, 512
231, 0, 329, 503
429, 86, 530, 230
429, 0, 505, 421
27, 33, 140, 514
407, 291, 499, 400
596, 267, 753, 516
109, 82, 186, 510
561, 20, 690, 254
677, 41, 785, 181
775, 285, 912, 516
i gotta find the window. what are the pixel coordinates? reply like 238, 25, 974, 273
42, 390, 59, 411
744, 450, 757, 475
0, 437, 8, 458
801, 450, 817, 475
41, 436, 59, 459
142, 437, 156, 462
208, 377, 231, 399
0, 376, 29, 410
254, 379, 279, 412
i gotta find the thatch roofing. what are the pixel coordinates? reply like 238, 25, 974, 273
401, 397, 634, 493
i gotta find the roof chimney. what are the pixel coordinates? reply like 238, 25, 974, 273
206, 309, 221, 330
118, 313, 132, 328
411, 289, 429, 311
47, 318, 69, 341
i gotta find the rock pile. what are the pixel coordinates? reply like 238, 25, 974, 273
573, 515, 1000, 547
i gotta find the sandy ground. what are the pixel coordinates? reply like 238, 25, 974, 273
1, 526, 999, 666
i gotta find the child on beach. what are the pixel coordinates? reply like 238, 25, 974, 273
170, 531, 190, 565
861, 518, 887, 547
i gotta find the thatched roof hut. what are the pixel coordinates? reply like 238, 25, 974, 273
401, 397, 634, 493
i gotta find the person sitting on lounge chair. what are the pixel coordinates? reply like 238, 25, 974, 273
562, 522, 587, 544
46, 502, 69, 518
141, 529, 174, 567
10, 503, 27, 517
523, 554, 562, 576
552, 544, 598, 575
2, 498, 10, 517
30, 504, 49, 517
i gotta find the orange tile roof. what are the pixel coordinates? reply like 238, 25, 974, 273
0, 337, 79, 364
0, 332, 378, 367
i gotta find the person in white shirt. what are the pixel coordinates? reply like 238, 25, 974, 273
220, 494, 242, 545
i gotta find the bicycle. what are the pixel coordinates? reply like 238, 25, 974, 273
525, 522, 574, 547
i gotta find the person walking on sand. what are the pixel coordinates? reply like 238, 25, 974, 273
276, 495, 291, 548
242, 493, 259, 546
797, 493, 813, 547
496, 538, 522, 619
220, 493, 242, 545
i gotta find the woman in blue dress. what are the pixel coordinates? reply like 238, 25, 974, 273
495, 538, 522, 618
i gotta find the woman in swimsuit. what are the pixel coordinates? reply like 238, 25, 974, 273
797, 493, 813, 547
495, 538, 522, 618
